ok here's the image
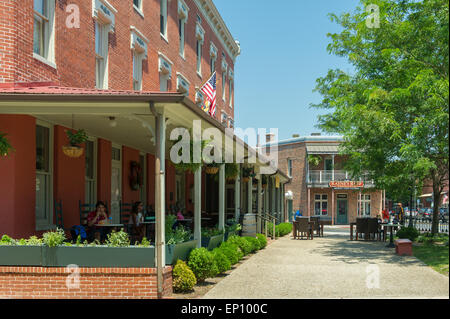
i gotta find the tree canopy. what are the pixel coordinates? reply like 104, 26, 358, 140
312, 0, 449, 232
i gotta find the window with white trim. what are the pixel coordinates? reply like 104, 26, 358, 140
95, 21, 108, 89
133, 52, 143, 90
85, 139, 97, 204
33, 0, 55, 63
229, 78, 233, 107
196, 40, 203, 75
360, 195, 371, 216
160, 0, 168, 38
36, 122, 53, 230
222, 71, 226, 101
210, 43, 217, 74
158, 54, 172, 91
314, 194, 328, 216
288, 159, 293, 177
178, 0, 189, 58
133, 0, 142, 11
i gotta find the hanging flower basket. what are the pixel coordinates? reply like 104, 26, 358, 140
62, 146, 84, 158
242, 177, 250, 183
205, 166, 219, 175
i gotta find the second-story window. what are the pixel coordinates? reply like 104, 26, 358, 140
288, 159, 293, 177
131, 27, 148, 91
222, 72, 227, 101
196, 23, 205, 76
33, 0, 55, 64
95, 21, 108, 89
196, 40, 203, 75
178, 0, 189, 58
160, 0, 168, 38
229, 78, 233, 108
133, 52, 143, 90
133, 0, 142, 9
210, 43, 217, 74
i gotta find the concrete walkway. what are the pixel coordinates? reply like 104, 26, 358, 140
203, 227, 449, 299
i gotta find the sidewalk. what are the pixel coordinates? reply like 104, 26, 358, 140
203, 227, 449, 299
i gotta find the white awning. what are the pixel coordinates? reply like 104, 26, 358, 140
306, 144, 339, 154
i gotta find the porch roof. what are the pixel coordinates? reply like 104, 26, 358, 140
306, 144, 340, 155
0, 84, 290, 181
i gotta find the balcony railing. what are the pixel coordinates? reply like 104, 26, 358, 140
308, 170, 375, 186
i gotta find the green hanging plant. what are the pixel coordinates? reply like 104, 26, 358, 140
213, 162, 240, 182
66, 129, 89, 147
308, 155, 322, 167
171, 135, 210, 174
0, 132, 14, 157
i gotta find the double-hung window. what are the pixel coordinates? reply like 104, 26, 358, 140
229, 78, 233, 108
196, 40, 202, 75
160, 0, 168, 38
85, 139, 97, 204
288, 159, 293, 177
36, 122, 53, 230
222, 72, 226, 101
33, 0, 55, 64
195, 23, 205, 76
95, 21, 108, 89
178, 0, 189, 58
360, 195, 371, 216
131, 27, 148, 91
314, 194, 328, 216
133, 52, 143, 90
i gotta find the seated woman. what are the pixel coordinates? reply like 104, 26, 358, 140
87, 201, 109, 242
129, 201, 145, 242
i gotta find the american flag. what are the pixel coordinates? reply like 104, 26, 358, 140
201, 72, 217, 117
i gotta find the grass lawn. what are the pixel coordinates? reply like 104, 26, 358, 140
413, 244, 449, 276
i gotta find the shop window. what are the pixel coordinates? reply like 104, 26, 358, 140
314, 194, 328, 216
360, 195, 371, 216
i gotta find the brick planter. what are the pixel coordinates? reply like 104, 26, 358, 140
0, 266, 172, 299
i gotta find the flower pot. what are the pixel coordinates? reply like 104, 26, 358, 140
205, 166, 219, 175
62, 146, 84, 158
201, 234, 224, 250
165, 240, 198, 265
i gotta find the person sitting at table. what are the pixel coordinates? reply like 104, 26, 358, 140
87, 201, 109, 242
129, 201, 145, 242
176, 205, 185, 221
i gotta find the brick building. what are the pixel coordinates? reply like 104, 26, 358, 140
0, 0, 291, 298
264, 134, 385, 225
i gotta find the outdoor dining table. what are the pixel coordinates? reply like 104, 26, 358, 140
381, 223, 400, 248
349, 222, 356, 240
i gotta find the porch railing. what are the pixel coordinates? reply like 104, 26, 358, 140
404, 216, 449, 234
308, 170, 375, 186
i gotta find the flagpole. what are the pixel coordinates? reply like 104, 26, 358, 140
196, 72, 215, 91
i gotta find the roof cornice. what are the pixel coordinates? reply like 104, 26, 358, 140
194, 0, 241, 62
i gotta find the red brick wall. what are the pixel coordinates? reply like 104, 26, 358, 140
0, 266, 172, 299
0, 0, 236, 122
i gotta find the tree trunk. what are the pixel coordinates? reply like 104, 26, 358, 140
431, 180, 441, 236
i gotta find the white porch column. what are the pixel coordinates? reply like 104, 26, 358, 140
194, 167, 202, 248
257, 174, 262, 233
218, 163, 225, 231
235, 165, 241, 222
248, 176, 253, 214
154, 108, 166, 298
271, 177, 276, 216
281, 183, 285, 222
332, 154, 335, 181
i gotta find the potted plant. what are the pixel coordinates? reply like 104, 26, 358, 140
171, 136, 209, 174
205, 162, 220, 175
0, 235, 43, 266
201, 227, 224, 250
63, 129, 88, 158
0, 132, 14, 157
242, 166, 255, 183
165, 217, 197, 264
224, 219, 242, 240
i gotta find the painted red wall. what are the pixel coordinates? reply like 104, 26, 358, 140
122, 146, 140, 205
165, 160, 176, 209
97, 138, 111, 206
53, 125, 85, 229
0, 115, 36, 238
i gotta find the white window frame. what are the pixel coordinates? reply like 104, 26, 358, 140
210, 42, 217, 74
288, 159, 293, 177
221, 113, 228, 127
158, 53, 173, 92
196, 23, 205, 77
176, 72, 190, 96
85, 137, 98, 205
178, 0, 189, 58
133, 0, 144, 17
229, 78, 233, 108
133, 51, 144, 91
222, 71, 227, 101
314, 194, 328, 216
33, 0, 56, 68
160, 0, 168, 40
95, 20, 109, 89
35, 120, 54, 231
360, 195, 371, 216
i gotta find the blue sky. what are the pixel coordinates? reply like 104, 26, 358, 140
214, 0, 360, 143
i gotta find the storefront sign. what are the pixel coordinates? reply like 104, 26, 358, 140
329, 181, 364, 188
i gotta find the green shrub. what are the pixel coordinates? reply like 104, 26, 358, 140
167, 225, 192, 245
0, 235, 17, 246
212, 248, 231, 274
105, 230, 130, 247
187, 248, 218, 282
26, 236, 43, 246
256, 233, 267, 249
138, 237, 151, 247
396, 227, 420, 242
277, 223, 293, 237
201, 227, 224, 238
218, 241, 240, 265
243, 237, 260, 253
43, 228, 66, 247
227, 235, 252, 256
172, 260, 197, 293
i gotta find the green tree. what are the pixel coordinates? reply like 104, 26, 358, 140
312, 0, 449, 235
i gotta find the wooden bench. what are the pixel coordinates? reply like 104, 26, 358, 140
394, 239, 413, 256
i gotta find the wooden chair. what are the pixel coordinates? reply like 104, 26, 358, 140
294, 217, 313, 240
310, 216, 321, 237
54, 200, 64, 230
120, 201, 133, 225
367, 218, 382, 241
79, 201, 94, 228
355, 218, 368, 241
